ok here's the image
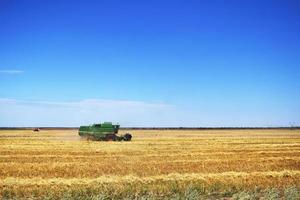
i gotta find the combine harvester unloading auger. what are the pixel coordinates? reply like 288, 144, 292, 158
79, 122, 132, 141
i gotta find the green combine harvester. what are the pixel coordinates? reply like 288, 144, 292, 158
78, 122, 132, 141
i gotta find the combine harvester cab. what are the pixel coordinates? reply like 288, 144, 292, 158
79, 122, 132, 141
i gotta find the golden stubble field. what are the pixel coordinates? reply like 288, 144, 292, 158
0, 129, 299, 199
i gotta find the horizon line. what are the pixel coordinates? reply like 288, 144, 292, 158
1, 126, 299, 130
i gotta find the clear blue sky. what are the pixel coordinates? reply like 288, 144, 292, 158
0, 0, 299, 127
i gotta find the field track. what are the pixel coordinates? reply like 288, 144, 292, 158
0, 129, 299, 199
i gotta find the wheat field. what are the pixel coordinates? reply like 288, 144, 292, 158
0, 129, 299, 199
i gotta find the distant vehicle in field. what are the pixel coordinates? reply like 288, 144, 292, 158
33, 128, 40, 132
78, 122, 132, 141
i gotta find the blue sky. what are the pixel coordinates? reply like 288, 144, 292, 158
0, 0, 299, 127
